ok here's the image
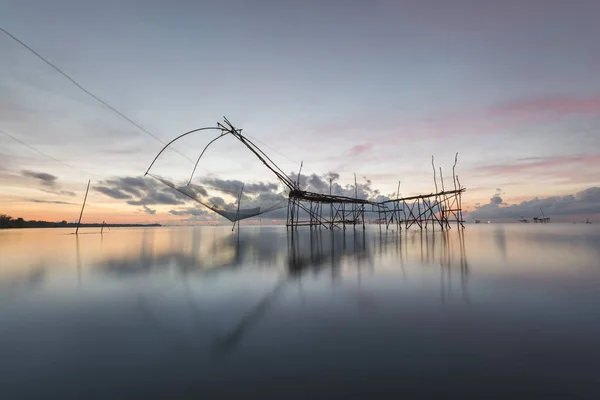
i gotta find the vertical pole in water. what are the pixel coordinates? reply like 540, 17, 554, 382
233, 183, 244, 231
101, 221, 105, 235
286, 198, 290, 229
362, 204, 365, 230
295, 197, 300, 230
417, 200, 422, 230
329, 178, 333, 230
75, 180, 90, 235
396, 181, 401, 232
354, 173, 358, 230
457, 176, 464, 228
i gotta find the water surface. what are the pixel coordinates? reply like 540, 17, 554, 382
1, 224, 599, 398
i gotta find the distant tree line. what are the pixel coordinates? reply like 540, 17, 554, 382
0, 214, 160, 229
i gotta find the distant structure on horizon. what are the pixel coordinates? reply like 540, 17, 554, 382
519, 209, 551, 224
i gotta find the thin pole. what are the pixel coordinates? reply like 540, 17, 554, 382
330, 178, 333, 229
432, 155, 438, 193
232, 183, 244, 231
296, 161, 304, 189
354, 173, 358, 229
75, 180, 90, 235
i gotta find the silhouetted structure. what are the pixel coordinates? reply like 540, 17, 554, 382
147, 118, 466, 230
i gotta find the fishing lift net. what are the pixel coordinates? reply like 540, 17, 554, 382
145, 118, 293, 224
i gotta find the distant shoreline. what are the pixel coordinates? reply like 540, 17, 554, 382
0, 223, 161, 229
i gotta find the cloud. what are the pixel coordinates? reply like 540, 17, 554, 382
168, 206, 218, 222
316, 93, 600, 146
308, 174, 328, 191
325, 172, 340, 181
201, 177, 278, 195
348, 143, 373, 157
29, 199, 76, 205
21, 170, 77, 197
476, 154, 600, 176
95, 186, 132, 199
169, 207, 212, 217
489, 95, 600, 119
142, 205, 156, 215
126, 192, 182, 206
489, 188, 506, 205
471, 187, 600, 221
94, 176, 189, 206
22, 170, 57, 187
40, 188, 77, 197
290, 171, 391, 201
96, 172, 391, 223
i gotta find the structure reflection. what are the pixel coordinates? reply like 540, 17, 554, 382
90, 227, 471, 358
212, 228, 470, 357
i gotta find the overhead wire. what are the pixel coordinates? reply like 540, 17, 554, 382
0, 25, 324, 196
245, 134, 301, 166
0, 127, 102, 179
0, 25, 194, 164
245, 133, 328, 188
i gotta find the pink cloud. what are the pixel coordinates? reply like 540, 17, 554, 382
348, 143, 373, 156
421, 94, 600, 138
475, 153, 600, 176
314, 93, 600, 143
488, 95, 600, 119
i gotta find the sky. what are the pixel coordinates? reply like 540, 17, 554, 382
1, 0, 599, 224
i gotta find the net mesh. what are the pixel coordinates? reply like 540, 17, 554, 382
146, 126, 290, 222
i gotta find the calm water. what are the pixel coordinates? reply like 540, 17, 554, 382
1, 224, 599, 399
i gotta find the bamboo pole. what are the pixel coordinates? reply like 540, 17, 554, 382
75, 180, 90, 235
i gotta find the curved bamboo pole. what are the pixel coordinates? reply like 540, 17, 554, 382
144, 126, 222, 176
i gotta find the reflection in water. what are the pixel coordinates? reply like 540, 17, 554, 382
92, 228, 470, 282
1, 225, 600, 398
494, 225, 507, 261
90, 227, 472, 358
208, 229, 469, 357
0, 267, 46, 304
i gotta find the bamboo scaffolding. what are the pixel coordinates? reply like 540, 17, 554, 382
146, 118, 466, 231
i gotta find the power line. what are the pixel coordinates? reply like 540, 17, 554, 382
246, 134, 300, 167
0, 127, 102, 179
0, 25, 193, 164
0, 25, 315, 183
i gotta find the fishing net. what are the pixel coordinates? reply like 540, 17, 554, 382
148, 173, 286, 222
145, 123, 292, 223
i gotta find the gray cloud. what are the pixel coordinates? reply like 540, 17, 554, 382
291, 171, 391, 202
201, 177, 278, 195
142, 205, 156, 215
41, 188, 77, 197
168, 206, 218, 222
94, 176, 189, 206
208, 196, 227, 208
326, 172, 340, 181
95, 186, 132, 199
95, 175, 283, 220
308, 174, 328, 191
178, 184, 208, 198
22, 170, 77, 198
490, 195, 503, 205
471, 187, 600, 221
489, 188, 506, 205
126, 192, 182, 206
169, 206, 213, 217
22, 170, 58, 187
95, 172, 390, 223
29, 199, 76, 205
